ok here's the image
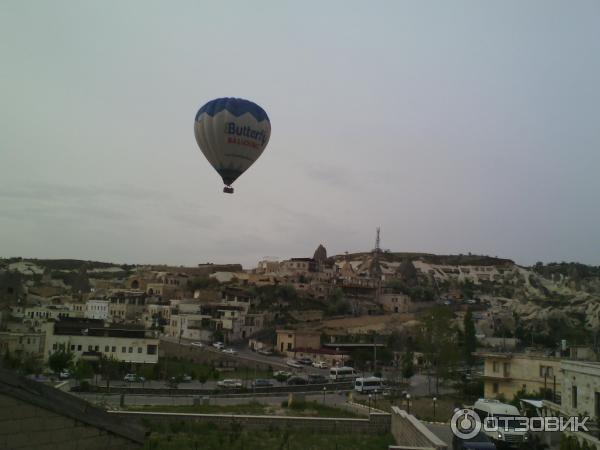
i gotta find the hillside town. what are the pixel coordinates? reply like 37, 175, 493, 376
2, 242, 600, 449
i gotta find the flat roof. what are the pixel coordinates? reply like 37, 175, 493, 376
323, 343, 386, 348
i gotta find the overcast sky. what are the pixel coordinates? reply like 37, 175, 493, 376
1, 1, 599, 268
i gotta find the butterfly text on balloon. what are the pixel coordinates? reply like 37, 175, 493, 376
224, 122, 269, 145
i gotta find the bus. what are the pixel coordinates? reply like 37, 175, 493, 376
329, 366, 357, 381
354, 376, 383, 393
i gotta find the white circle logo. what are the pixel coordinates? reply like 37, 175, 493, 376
450, 409, 482, 439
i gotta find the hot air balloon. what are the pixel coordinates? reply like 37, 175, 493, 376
194, 97, 271, 193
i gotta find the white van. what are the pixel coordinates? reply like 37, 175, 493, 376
354, 376, 383, 393
329, 366, 357, 381
472, 399, 529, 446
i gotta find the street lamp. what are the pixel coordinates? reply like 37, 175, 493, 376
368, 394, 372, 414
433, 397, 437, 420
322, 386, 326, 404
406, 393, 411, 414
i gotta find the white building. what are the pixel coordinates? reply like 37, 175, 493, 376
167, 314, 212, 341
43, 319, 159, 365
560, 360, 600, 418
85, 299, 110, 321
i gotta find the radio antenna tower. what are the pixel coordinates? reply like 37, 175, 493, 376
374, 227, 381, 255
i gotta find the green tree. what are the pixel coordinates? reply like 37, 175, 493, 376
401, 351, 415, 381
464, 309, 477, 367
73, 359, 93, 386
418, 307, 461, 395
48, 348, 74, 374
98, 355, 121, 389
350, 349, 371, 372
213, 328, 225, 343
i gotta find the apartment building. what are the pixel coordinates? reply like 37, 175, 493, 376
477, 351, 562, 400
378, 293, 412, 313
280, 258, 316, 276
168, 314, 212, 341
85, 299, 110, 320
276, 329, 321, 353
142, 303, 172, 329
0, 331, 45, 357
23, 305, 79, 330
43, 318, 159, 365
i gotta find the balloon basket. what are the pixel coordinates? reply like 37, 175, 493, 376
223, 186, 234, 194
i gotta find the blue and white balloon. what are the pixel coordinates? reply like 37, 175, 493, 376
194, 98, 271, 193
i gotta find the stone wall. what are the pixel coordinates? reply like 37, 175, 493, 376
111, 410, 391, 434
77, 381, 353, 396
0, 393, 142, 450
390, 407, 447, 450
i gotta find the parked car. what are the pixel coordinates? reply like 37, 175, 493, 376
453, 431, 497, 450
212, 342, 225, 349
217, 379, 242, 388
222, 348, 238, 355
287, 376, 308, 385
191, 342, 204, 348
258, 349, 273, 356
312, 361, 328, 369
308, 374, 327, 384
297, 357, 313, 365
286, 359, 302, 369
123, 374, 145, 383
58, 369, 71, 380
252, 379, 274, 388
180, 374, 192, 382
273, 370, 292, 379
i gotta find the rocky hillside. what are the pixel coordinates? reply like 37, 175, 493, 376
334, 252, 600, 342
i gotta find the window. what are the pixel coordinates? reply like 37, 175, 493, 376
138, 347, 142, 353
104, 346, 109, 352
287, 343, 292, 351
77, 345, 82, 351
112, 346, 116, 352
147, 345, 157, 355
128, 347, 133, 353
539, 365, 553, 378
122, 346, 126, 353
94, 345, 99, 352
493, 361, 499, 372
52, 343, 57, 350
572, 386, 578, 408
493, 382, 499, 394
88, 345, 93, 351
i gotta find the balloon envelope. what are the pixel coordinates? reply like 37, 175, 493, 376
194, 98, 271, 188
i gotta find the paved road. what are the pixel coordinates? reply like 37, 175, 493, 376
160, 336, 331, 378
405, 374, 456, 397
425, 423, 454, 448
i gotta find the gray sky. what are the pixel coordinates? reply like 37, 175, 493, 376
1, 1, 599, 268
